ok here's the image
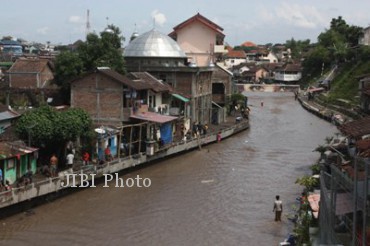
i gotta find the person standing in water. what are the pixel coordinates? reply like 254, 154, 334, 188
273, 195, 283, 222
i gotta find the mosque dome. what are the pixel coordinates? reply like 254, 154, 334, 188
124, 29, 186, 58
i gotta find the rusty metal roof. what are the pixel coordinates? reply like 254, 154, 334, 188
130, 111, 177, 124
0, 141, 38, 159
339, 116, 370, 139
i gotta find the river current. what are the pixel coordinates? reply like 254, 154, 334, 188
0, 92, 338, 246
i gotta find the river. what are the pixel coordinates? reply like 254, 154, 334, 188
0, 92, 338, 246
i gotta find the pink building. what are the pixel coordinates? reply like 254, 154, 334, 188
169, 13, 227, 67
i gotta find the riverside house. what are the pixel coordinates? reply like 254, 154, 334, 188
7, 58, 54, 89
70, 67, 178, 158
0, 141, 38, 185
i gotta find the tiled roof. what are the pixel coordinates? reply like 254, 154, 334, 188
226, 49, 246, 58
128, 72, 172, 93
75, 68, 173, 93
356, 139, 370, 150
262, 63, 283, 71
275, 63, 302, 72
339, 116, 370, 139
241, 41, 256, 47
170, 13, 224, 37
97, 69, 152, 91
8, 58, 52, 73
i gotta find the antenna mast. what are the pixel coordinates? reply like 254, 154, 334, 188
86, 9, 91, 37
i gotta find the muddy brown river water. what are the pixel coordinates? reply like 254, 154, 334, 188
0, 92, 338, 246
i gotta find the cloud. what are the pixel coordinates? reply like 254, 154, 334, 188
151, 10, 166, 26
37, 27, 49, 35
69, 15, 83, 24
275, 2, 326, 29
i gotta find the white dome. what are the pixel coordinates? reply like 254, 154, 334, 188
124, 29, 186, 58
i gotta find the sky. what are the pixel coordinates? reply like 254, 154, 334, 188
2, 0, 370, 47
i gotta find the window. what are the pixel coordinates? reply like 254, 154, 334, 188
7, 159, 14, 169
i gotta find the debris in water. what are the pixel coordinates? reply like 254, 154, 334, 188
201, 179, 214, 184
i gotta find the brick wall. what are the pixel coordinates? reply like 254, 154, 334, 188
9, 67, 54, 88
71, 73, 124, 123
174, 72, 192, 97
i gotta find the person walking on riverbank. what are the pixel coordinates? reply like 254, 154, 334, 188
217, 132, 222, 142
273, 195, 283, 222
50, 154, 58, 177
82, 151, 90, 166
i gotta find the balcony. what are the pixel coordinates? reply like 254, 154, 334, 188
214, 45, 227, 54
274, 73, 302, 82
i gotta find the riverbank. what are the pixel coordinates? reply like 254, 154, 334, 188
0, 118, 249, 215
297, 95, 352, 126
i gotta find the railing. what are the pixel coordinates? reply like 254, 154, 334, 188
0, 119, 249, 207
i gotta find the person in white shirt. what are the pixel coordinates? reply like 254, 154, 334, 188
273, 195, 283, 222
66, 152, 74, 170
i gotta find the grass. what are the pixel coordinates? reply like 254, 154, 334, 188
327, 60, 370, 104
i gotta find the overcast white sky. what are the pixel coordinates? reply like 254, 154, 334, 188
2, 0, 369, 47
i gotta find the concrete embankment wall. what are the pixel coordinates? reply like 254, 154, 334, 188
297, 97, 332, 122
0, 120, 249, 211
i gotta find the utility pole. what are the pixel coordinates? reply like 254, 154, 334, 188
25, 123, 36, 147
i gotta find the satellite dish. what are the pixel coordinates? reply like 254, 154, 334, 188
94, 128, 106, 134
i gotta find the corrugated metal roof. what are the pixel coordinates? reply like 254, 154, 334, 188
0, 110, 20, 121
0, 141, 38, 159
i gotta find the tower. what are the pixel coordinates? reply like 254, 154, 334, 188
86, 9, 91, 37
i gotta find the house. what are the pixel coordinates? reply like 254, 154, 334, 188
7, 58, 54, 89
0, 105, 20, 135
70, 67, 173, 126
240, 65, 268, 84
231, 62, 254, 78
223, 48, 246, 69
262, 63, 283, 83
259, 51, 279, 64
211, 64, 233, 105
169, 13, 227, 67
359, 26, 370, 46
318, 117, 370, 245
231, 63, 268, 83
239, 41, 260, 62
71, 68, 179, 158
0, 40, 23, 61
274, 63, 302, 83
0, 141, 38, 184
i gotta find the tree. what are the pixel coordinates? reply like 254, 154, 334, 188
54, 51, 84, 90
285, 38, 311, 59
53, 24, 126, 101
317, 17, 363, 63
15, 106, 92, 153
77, 24, 125, 73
